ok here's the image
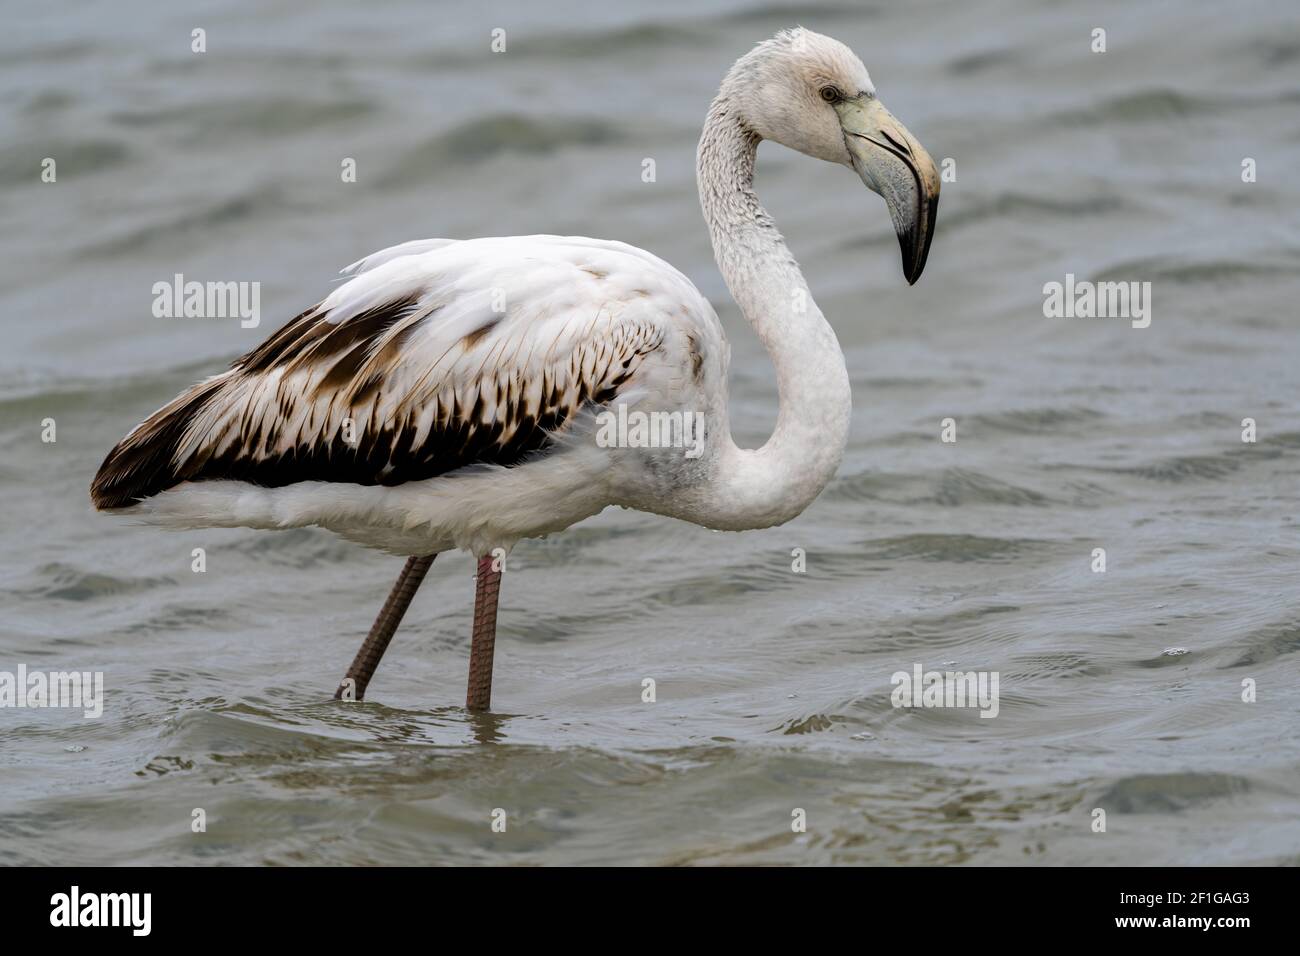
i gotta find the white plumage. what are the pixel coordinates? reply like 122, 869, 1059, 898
106, 235, 725, 556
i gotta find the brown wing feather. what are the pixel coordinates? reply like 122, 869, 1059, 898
90, 296, 662, 510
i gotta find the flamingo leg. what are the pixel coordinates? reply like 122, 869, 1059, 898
466, 555, 501, 711
334, 554, 436, 701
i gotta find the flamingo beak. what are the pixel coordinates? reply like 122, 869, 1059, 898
836, 96, 940, 285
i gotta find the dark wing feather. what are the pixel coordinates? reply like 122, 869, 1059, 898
91, 292, 662, 510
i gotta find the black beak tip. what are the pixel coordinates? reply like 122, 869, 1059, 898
899, 233, 926, 285
900, 194, 939, 286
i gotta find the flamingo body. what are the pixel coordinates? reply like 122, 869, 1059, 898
93, 235, 727, 556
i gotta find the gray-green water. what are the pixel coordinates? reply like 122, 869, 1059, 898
3, 0, 1299, 865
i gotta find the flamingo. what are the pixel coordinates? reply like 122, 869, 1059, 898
90, 28, 939, 711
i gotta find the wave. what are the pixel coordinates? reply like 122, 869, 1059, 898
16, 562, 176, 602
109, 97, 374, 143
969, 407, 1105, 434
379, 114, 625, 186
1088, 256, 1299, 285
945, 46, 1022, 75
859, 533, 1049, 563
829, 467, 1055, 507
83, 183, 293, 258
1097, 772, 1254, 814
0, 138, 129, 186
1044, 87, 1298, 128
1224, 619, 1300, 668
1107, 454, 1242, 483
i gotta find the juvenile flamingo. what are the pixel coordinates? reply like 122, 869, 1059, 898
91, 29, 939, 711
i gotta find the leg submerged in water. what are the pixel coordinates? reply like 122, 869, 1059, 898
466, 555, 501, 711
334, 554, 436, 701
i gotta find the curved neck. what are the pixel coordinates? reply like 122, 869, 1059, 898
691, 96, 852, 530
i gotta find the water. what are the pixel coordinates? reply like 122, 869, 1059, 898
3, 0, 1299, 865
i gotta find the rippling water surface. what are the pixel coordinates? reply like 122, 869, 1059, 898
3, 0, 1299, 865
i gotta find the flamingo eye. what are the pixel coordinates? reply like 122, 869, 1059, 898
819, 86, 842, 104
